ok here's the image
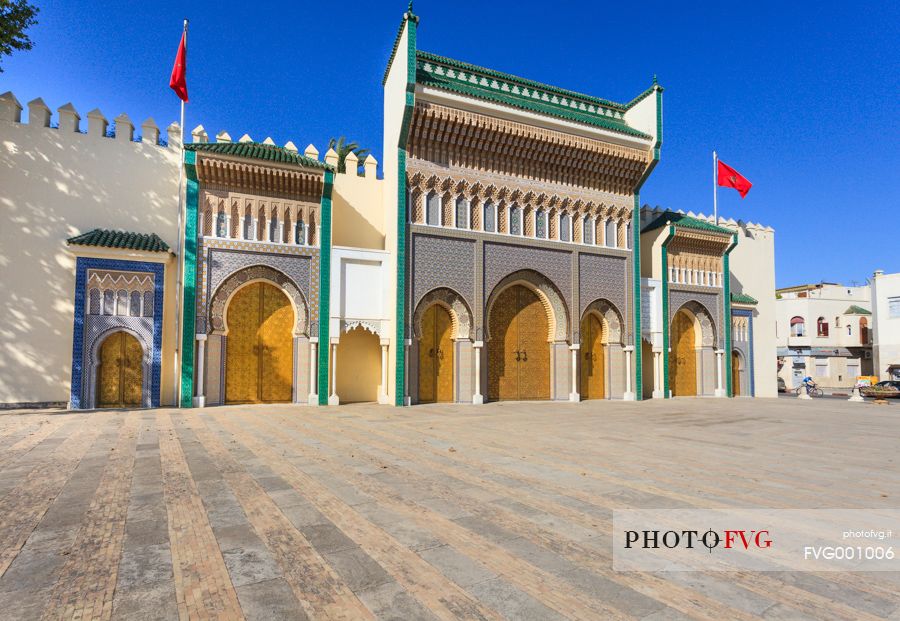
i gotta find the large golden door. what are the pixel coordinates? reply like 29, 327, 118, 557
670, 311, 697, 396
418, 305, 454, 403
488, 285, 550, 401
225, 282, 294, 404
97, 331, 143, 408
580, 314, 605, 399
732, 351, 741, 396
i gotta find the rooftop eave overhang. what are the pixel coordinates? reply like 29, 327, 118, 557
416, 85, 654, 152
193, 152, 326, 199
65, 244, 174, 263
670, 227, 735, 251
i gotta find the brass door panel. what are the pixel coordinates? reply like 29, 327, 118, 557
418, 305, 454, 403
670, 311, 697, 396
580, 314, 605, 400
732, 351, 741, 396
259, 284, 294, 402
97, 331, 143, 408
225, 282, 294, 404
488, 285, 550, 401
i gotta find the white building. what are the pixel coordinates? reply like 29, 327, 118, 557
871, 270, 900, 381
775, 283, 873, 389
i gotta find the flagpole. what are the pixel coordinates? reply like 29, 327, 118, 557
173, 18, 187, 407
712, 150, 718, 225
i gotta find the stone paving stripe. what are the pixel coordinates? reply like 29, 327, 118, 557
156, 412, 244, 620
0, 416, 69, 470
226, 411, 629, 621
179, 414, 374, 621
208, 412, 506, 621
0, 419, 102, 577
39, 412, 140, 620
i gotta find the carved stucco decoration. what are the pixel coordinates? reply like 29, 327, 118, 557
485, 269, 569, 342
581, 298, 624, 345
342, 319, 382, 337
208, 265, 308, 336
413, 287, 475, 341
674, 299, 717, 347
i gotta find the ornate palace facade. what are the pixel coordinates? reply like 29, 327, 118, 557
0, 6, 776, 409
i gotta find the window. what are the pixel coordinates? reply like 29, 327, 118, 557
815, 359, 828, 377
426, 192, 441, 226
216, 212, 226, 237
243, 214, 252, 240
143, 291, 153, 317
103, 290, 115, 315
606, 220, 617, 248
116, 290, 128, 316
890, 296, 900, 318
582, 216, 593, 244
535, 210, 547, 238
295, 220, 306, 245
847, 324, 852, 335
560, 213, 571, 242
455, 197, 468, 229
269, 216, 279, 242
790, 316, 805, 337
484, 201, 496, 232
859, 317, 868, 344
816, 317, 829, 337
88, 289, 101, 315
510, 205, 522, 235
129, 291, 142, 317
626, 223, 632, 249
834, 316, 841, 328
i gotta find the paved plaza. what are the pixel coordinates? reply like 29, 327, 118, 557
0, 397, 898, 620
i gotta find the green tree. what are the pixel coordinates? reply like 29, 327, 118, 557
327, 136, 370, 174
0, 0, 39, 72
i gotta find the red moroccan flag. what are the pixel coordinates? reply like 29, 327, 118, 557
169, 31, 188, 102
717, 160, 752, 198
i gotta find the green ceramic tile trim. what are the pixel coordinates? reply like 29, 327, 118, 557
660, 224, 676, 398
67, 229, 170, 252
317, 170, 334, 404
179, 150, 199, 408
184, 142, 331, 170
394, 14, 417, 406
723, 232, 738, 397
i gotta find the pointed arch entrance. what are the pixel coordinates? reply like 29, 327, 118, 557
732, 350, 743, 396
97, 331, 143, 408
225, 281, 294, 403
487, 284, 551, 401
581, 313, 605, 399
419, 304, 454, 403
671, 310, 698, 397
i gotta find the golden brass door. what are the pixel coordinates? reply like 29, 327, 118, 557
580, 314, 605, 399
97, 331, 143, 408
418, 304, 454, 403
488, 285, 550, 401
732, 351, 741, 396
225, 282, 294, 404
670, 311, 697, 396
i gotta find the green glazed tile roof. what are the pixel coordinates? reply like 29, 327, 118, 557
642, 211, 734, 236
416, 51, 653, 139
185, 142, 332, 170
67, 229, 170, 252
731, 292, 758, 305
844, 305, 871, 315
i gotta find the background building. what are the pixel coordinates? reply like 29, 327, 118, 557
871, 270, 900, 381
775, 282, 873, 389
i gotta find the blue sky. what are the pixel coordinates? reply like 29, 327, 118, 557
2, 0, 898, 287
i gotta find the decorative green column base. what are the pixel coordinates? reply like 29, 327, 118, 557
317, 170, 334, 405
179, 151, 199, 408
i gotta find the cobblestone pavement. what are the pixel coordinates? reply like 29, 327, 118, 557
1, 397, 899, 620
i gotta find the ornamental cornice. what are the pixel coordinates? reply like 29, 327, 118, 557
406, 158, 632, 216
194, 154, 324, 202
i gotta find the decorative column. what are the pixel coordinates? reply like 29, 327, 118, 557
307, 337, 318, 405
404, 338, 412, 406
623, 345, 635, 400
378, 338, 391, 404
328, 338, 340, 405
714, 349, 725, 397
473, 340, 484, 404
193, 334, 207, 408
223, 212, 231, 239
652, 349, 663, 398
569, 344, 580, 402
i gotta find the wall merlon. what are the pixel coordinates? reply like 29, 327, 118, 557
142, 117, 160, 144
344, 151, 359, 174
167, 121, 182, 148
304, 144, 319, 160
262, 136, 275, 145
364, 154, 378, 178
87, 108, 108, 137
0, 91, 23, 122
284, 140, 298, 153
191, 124, 208, 143
57, 103, 80, 133
114, 113, 134, 142
238, 133, 252, 143
216, 130, 232, 143
325, 147, 339, 167
28, 97, 51, 127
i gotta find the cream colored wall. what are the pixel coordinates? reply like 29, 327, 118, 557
727, 223, 777, 397
381, 18, 412, 404
332, 167, 384, 250
871, 271, 900, 380
335, 326, 382, 402
0, 104, 180, 405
